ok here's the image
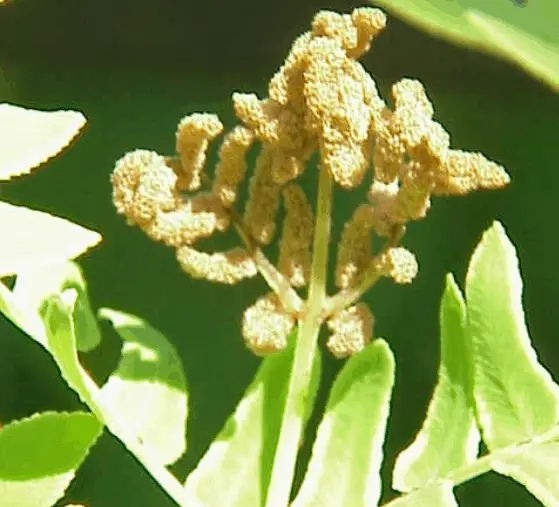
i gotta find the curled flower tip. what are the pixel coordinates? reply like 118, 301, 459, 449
212, 125, 254, 207
278, 184, 314, 287
335, 204, 376, 289
231, 94, 281, 145
242, 292, 295, 356
326, 303, 374, 358
311, 8, 386, 59
176, 113, 223, 191
243, 148, 282, 245
434, 150, 510, 195
350, 8, 387, 58
111, 150, 180, 226
146, 192, 230, 247
375, 247, 418, 284
176, 246, 257, 284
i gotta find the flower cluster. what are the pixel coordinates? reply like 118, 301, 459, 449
111, 7, 509, 358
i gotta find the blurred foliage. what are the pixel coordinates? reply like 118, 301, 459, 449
372, 0, 559, 93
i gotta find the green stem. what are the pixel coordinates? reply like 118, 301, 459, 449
322, 224, 405, 319
384, 423, 559, 506
264, 163, 333, 507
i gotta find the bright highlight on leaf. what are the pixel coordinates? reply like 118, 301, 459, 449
370, 0, 559, 92
384, 481, 458, 507
292, 339, 395, 507
466, 221, 559, 450
98, 308, 188, 466
0, 411, 102, 507
0, 103, 86, 181
393, 274, 479, 492
0, 201, 101, 278
184, 329, 321, 507
491, 442, 559, 507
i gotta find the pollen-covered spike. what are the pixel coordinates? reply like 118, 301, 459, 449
212, 125, 255, 207
146, 192, 230, 247
278, 184, 314, 287
111, 149, 181, 226
375, 246, 418, 284
335, 204, 376, 289
243, 147, 282, 245
434, 150, 510, 195
326, 303, 374, 358
176, 246, 257, 284
175, 113, 223, 191
302, 34, 376, 189
242, 292, 295, 356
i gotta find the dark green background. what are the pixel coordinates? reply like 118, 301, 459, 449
1, 0, 558, 506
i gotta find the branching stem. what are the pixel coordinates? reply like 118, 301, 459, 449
228, 206, 304, 315
264, 163, 333, 507
323, 224, 405, 319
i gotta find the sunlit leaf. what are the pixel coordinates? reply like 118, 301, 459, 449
491, 442, 559, 507
370, 0, 559, 92
393, 275, 479, 492
0, 411, 102, 507
0, 103, 86, 181
183, 329, 321, 507
42, 289, 100, 411
0, 201, 101, 278
98, 308, 188, 466
466, 221, 559, 450
291, 339, 395, 507
12, 261, 101, 352
384, 481, 458, 507
0, 279, 47, 347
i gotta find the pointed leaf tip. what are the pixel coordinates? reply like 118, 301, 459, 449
393, 274, 479, 492
0, 103, 86, 181
0, 202, 102, 277
293, 339, 395, 507
184, 327, 320, 507
466, 221, 559, 450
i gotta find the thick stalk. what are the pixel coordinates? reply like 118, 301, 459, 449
264, 164, 333, 507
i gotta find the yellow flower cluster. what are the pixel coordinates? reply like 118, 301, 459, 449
111, 7, 509, 358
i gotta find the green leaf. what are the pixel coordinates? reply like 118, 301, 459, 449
12, 262, 101, 352
97, 308, 188, 466
291, 339, 395, 507
0, 411, 102, 507
0, 103, 86, 181
0, 201, 101, 278
491, 442, 559, 507
183, 329, 321, 507
370, 0, 559, 93
465, 221, 559, 450
42, 289, 100, 410
0, 279, 47, 347
40, 290, 190, 506
384, 481, 458, 507
393, 275, 479, 492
